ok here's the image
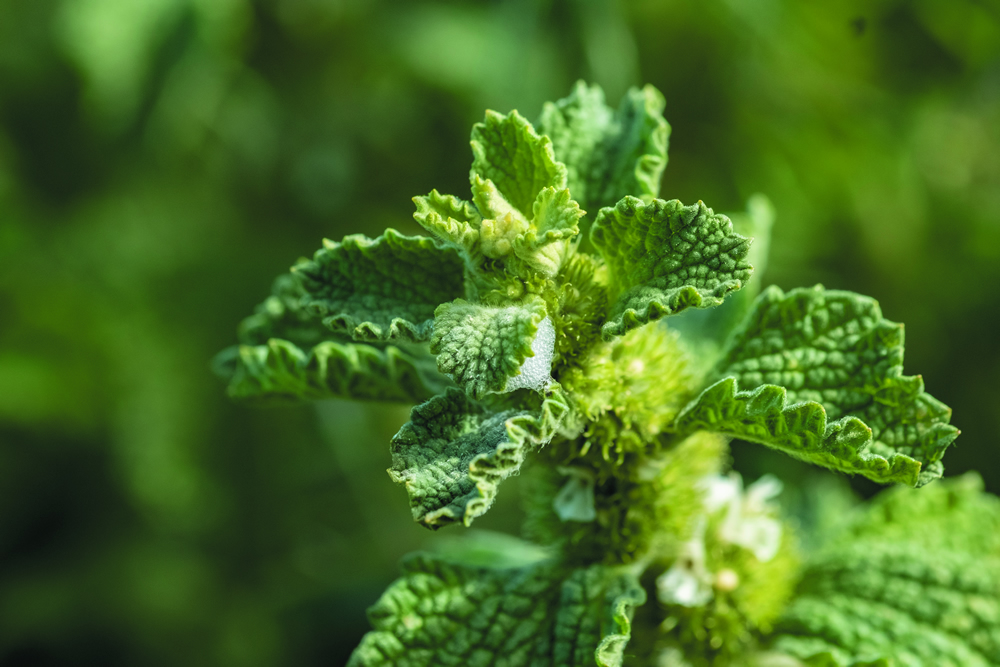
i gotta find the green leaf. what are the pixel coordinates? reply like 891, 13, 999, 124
294, 229, 466, 342
669, 194, 776, 346
590, 196, 753, 339
731, 193, 775, 298
772, 545, 1000, 666
412, 189, 483, 259
430, 296, 548, 398
388, 386, 570, 528
841, 472, 1000, 555
235, 273, 330, 348
514, 186, 584, 276
348, 553, 646, 667
218, 338, 450, 404
465, 110, 583, 277
470, 109, 567, 219
771, 475, 1000, 666
537, 81, 670, 215
673, 285, 958, 487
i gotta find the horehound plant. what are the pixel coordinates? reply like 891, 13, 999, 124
216, 83, 1000, 666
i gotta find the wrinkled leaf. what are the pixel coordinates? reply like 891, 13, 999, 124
217, 338, 449, 404
537, 81, 670, 215
771, 476, 1000, 665
412, 189, 483, 259
430, 296, 547, 398
470, 109, 567, 218
294, 229, 466, 342
467, 110, 582, 277
674, 286, 958, 487
236, 272, 330, 348
348, 553, 645, 667
591, 196, 753, 339
669, 194, 776, 346
514, 186, 584, 276
773, 545, 1000, 664
388, 386, 570, 528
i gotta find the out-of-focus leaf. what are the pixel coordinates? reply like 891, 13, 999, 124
388, 386, 570, 528
771, 477, 1000, 666
236, 273, 329, 348
294, 229, 466, 342
590, 196, 753, 339
674, 286, 958, 487
842, 472, 1000, 554
348, 552, 645, 667
537, 81, 669, 215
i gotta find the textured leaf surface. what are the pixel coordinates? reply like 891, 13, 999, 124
412, 189, 483, 260
348, 553, 645, 667
674, 285, 958, 486
431, 297, 547, 398
466, 110, 583, 277
470, 109, 566, 218
294, 230, 466, 342
537, 81, 670, 215
514, 187, 584, 275
389, 387, 570, 528
590, 196, 753, 339
668, 194, 776, 346
220, 338, 449, 404
771, 477, 1000, 666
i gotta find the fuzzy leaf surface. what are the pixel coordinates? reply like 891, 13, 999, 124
431, 297, 547, 398
412, 190, 482, 258
470, 109, 567, 219
389, 387, 570, 528
537, 81, 669, 215
772, 476, 1000, 666
294, 230, 466, 342
219, 338, 449, 404
348, 553, 645, 667
466, 110, 582, 277
674, 286, 958, 486
590, 196, 753, 339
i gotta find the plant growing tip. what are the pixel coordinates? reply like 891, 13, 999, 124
218, 81, 979, 667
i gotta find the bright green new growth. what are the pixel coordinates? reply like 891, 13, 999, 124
216, 82, 972, 666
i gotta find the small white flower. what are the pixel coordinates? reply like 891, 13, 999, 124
552, 465, 597, 522
703, 472, 784, 563
656, 520, 713, 607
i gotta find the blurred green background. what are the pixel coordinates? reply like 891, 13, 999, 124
1, 0, 998, 664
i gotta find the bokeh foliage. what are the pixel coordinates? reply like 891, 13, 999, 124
0, 0, 997, 664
